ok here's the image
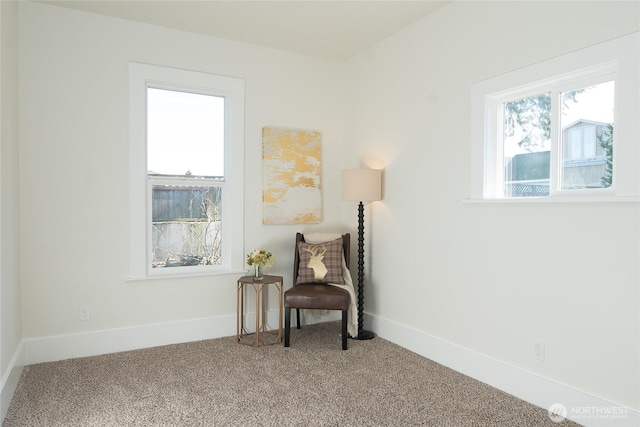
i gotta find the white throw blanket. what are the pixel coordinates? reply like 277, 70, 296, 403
302, 233, 358, 338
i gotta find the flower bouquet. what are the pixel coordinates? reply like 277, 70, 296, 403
246, 249, 274, 280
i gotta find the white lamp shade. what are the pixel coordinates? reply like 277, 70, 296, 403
342, 169, 382, 201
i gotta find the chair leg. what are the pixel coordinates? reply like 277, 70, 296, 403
284, 307, 291, 347
296, 308, 301, 329
341, 310, 348, 350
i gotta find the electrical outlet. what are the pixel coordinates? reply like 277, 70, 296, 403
80, 306, 91, 321
534, 341, 545, 361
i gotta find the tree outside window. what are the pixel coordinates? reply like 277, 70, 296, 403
502, 80, 614, 197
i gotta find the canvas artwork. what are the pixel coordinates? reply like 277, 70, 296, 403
262, 127, 322, 224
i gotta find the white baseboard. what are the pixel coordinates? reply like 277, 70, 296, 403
15, 311, 638, 427
3, 310, 283, 423
23, 310, 283, 365
1, 342, 25, 421
368, 313, 639, 427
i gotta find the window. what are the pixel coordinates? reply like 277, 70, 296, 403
147, 88, 224, 268
500, 79, 615, 198
129, 64, 245, 278
491, 69, 615, 199
470, 32, 639, 201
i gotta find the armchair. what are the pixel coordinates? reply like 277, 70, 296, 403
284, 233, 352, 350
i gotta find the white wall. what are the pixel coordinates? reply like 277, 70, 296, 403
12, 0, 640, 425
18, 2, 349, 358
347, 0, 639, 417
0, 0, 23, 419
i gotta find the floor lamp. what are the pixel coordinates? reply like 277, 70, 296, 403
342, 169, 382, 340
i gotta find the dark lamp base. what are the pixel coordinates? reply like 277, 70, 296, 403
350, 329, 375, 340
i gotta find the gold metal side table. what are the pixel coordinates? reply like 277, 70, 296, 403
236, 275, 283, 347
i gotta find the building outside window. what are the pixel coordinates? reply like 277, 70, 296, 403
561, 120, 612, 190
501, 79, 614, 198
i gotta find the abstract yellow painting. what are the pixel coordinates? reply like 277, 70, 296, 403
262, 127, 322, 224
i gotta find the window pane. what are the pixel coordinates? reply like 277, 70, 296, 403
151, 185, 222, 268
503, 93, 551, 197
147, 88, 224, 177
561, 81, 614, 189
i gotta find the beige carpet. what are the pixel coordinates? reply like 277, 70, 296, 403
4, 321, 579, 426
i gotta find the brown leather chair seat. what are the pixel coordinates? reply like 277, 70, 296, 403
284, 284, 349, 311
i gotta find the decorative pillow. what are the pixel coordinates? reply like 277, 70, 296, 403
296, 237, 345, 285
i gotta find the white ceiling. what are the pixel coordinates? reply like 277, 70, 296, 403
38, 0, 449, 61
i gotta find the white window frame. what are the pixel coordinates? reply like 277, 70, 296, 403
486, 66, 615, 198
128, 63, 245, 279
470, 32, 639, 202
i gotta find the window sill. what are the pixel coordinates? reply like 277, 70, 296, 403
125, 269, 249, 283
463, 195, 640, 204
